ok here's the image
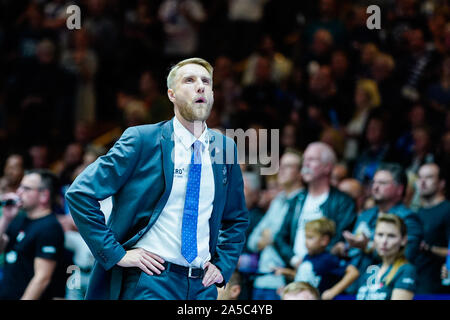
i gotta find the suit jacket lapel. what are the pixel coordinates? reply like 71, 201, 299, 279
145, 120, 174, 231
208, 133, 221, 219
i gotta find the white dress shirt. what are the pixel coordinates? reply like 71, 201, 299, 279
134, 117, 215, 268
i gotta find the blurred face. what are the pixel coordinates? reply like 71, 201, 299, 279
354, 87, 370, 108
4, 155, 24, 184
16, 174, 45, 211
366, 118, 384, 145
64, 144, 83, 166
281, 125, 296, 148
168, 64, 213, 122
417, 164, 441, 198
310, 67, 332, 93
305, 230, 328, 255
331, 164, 348, 187
371, 171, 401, 204
331, 52, 348, 75
301, 145, 331, 183
243, 177, 258, 209
277, 153, 301, 187
412, 129, 429, 153
374, 222, 406, 259
255, 57, 271, 82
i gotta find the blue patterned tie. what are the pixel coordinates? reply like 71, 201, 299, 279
181, 140, 203, 263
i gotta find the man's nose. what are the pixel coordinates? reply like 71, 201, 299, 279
196, 80, 205, 93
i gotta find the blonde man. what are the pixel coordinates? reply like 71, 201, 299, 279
66, 57, 249, 300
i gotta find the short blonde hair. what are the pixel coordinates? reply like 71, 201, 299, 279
282, 281, 320, 300
356, 78, 381, 108
166, 57, 213, 89
305, 217, 336, 238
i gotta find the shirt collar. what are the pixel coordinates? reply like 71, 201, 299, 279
173, 116, 209, 151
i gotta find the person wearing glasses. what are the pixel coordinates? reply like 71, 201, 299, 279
0, 169, 64, 299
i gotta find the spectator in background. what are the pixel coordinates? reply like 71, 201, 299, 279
14, 2, 55, 61
0, 154, 25, 194
238, 171, 264, 300
292, 218, 359, 300
242, 172, 264, 247
211, 55, 241, 128
61, 28, 98, 126
158, 0, 206, 61
343, 163, 423, 294
303, 29, 334, 69
320, 127, 345, 160
338, 178, 365, 215
28, 145, 50, 170
304, 0, 346, 46
274, 142, 356, 272
415, 163, 450, 294
436, 131, 450, 192
0, 169, 65, 299
330, 49, 355, 106
330, 163, 348, 188
427, 55, 450, 121
241, 34, 293, 87
355, 42, 380, 79
9, 37, 70, 146
239, 55, 281, 129
395, 103, 428, 161
356, 214, 417, 300
404, 126, 435, 209
138, 70, 173, 123
353, 114, 398, 185
399, 28, 441, 103
52, 142, 84, 187
343, 79, 381, 162
281, 281, 320, 300
370, 52, 400, 108
226, 0, 268, 60
247, 150, 303, 300
257, 174, 280, 213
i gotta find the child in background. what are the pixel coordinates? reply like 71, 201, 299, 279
356, 214, 417, 300
294, 217, 360, 300
281, 281, 320, 300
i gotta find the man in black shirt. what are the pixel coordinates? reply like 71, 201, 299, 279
0, 169, 64, 299
415, 163, 450, 294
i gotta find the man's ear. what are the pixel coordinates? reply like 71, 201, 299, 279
230, 285, 241, 300
40, 189, 51, 205
167, 88, 175, 102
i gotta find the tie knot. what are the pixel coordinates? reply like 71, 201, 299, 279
192, 140, 203, 164
193, 140, 203, 152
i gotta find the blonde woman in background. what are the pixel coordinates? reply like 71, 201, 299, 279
343, 79, 381, 161
356, 214, 417, 300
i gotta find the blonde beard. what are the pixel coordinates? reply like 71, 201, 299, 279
177, 100, 212, 122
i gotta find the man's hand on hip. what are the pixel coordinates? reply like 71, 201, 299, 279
202, 262, 223, 287
117, 248, 165, 275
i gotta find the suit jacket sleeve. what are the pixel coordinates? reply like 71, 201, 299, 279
65, 127, 143, 271
210, 143, 249, 285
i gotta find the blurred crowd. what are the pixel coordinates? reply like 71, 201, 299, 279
0, 0, 450, 300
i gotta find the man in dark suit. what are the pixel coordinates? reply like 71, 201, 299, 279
65, 57, 249, 300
